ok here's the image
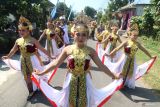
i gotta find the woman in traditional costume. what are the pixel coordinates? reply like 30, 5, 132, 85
102, 23, 122, 62
2, 16, 51, 98
105, 29, 156, 89
38, 20, 56, 58
96, 27, 110, 50
52, 26, 65, 57
33, 23, 123, 107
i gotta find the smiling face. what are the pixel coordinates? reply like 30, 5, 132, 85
74, 24, 89, 46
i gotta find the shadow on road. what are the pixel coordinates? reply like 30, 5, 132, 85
0, 60, 10, 71
120, 86, 160, 103
26, 91, 52, 107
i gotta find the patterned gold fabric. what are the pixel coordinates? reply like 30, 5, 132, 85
108, 33, 118, 53
45, 29, 53, 55
46, 29, 52, 40
102, 31, 110, 49
121, 40, 138, 78
69, 45, 90, 107
54, 27, 64, 48
16, 36, 35, 79
96, 33, 103, 42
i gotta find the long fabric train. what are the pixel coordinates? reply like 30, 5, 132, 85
96, 42, 157, 88
38, 39, 65, 61
2, 58, 56, 84
3, 43, 156, 107
32, 72, 123, 107
3, 58, 124, 107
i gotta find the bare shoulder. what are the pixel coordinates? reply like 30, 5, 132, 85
31, 37, 38, 43
63, 45, 73, 55
86, 46, 96, 55
122, 40, 128, 45
136, 41, 141, 47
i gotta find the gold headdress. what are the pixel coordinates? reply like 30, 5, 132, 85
75, 23, 89, 35
55, 27, 61, 33
18, 16, 33, 30
130, 23, 139, 32
111, 21, 119, 29
47, 19, 54, 26
127, 23, 139, 36
55, 27, 64, 36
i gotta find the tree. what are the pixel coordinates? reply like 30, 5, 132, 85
150, 0, 160, 40
84, 6, 97, 19
0, 0, 54, 30
54, 2, 74, 21
104, 0, 128, 20
141, 8, 154, 35
96, 11, 103, 23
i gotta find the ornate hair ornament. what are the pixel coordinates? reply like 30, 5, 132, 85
75, 24, 89, 34
111, 21, 119, 30
18, 16, 33, 30
55, 27, 61, 33
130, 23, 139, 32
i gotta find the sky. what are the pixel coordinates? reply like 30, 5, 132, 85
49, 0, 109, 12
49, 0, 151, 12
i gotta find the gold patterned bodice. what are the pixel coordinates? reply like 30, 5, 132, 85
16, 36, 35, 57
96, 30, 109, 42
45, 29, 52, 40
124, 40, 138, 58
16, 36, 37, 78
109, 33, 118, 45
68, 45, 91, 76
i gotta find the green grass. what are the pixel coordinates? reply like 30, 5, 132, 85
136, 36, 160, 94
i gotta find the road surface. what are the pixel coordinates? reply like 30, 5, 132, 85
1, 39, 160, 107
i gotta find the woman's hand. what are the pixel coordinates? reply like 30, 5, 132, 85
151, 56, 156, 59
104, 53, 110, 57
51, 56, 57, 59
112, 73, 123, 80
2, 56, 9, 60
34, 69, 43, 76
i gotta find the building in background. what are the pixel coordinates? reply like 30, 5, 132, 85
119, 0, 150, 30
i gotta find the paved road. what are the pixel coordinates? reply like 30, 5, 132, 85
1, 39, 160, 107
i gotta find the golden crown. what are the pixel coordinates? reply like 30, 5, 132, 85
18, 16, 33, 30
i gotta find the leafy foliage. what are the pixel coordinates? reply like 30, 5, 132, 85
84, 6, 97, 19
104, 0, 128, 20
0, 0, 54, 30
131, 1, 160, 40
54, 2, 74, 21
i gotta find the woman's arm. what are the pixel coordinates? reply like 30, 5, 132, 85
2, 42, 18, 59
117, 35, 122, 43
34, 39, 51, 58
35, 46, 69, 75
137, 42, 152, 58
109, 41, 127, 56
38, 29, 46, 42
101, 35, 109, 44
89, 47, 117, 79
55, 34, 64, 44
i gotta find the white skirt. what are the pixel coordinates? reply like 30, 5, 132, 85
96, 43, 157, 89
3, 55, 56, 90
32, 72, 123, 107
39, 39, 65, 61
104, 42, 123, 62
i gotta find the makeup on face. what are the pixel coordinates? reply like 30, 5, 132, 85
75, 32, 87, 37
18, 29, 30, 37
18, 29, 28, 33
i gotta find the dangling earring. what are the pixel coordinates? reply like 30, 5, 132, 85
85, 40, 87, 45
